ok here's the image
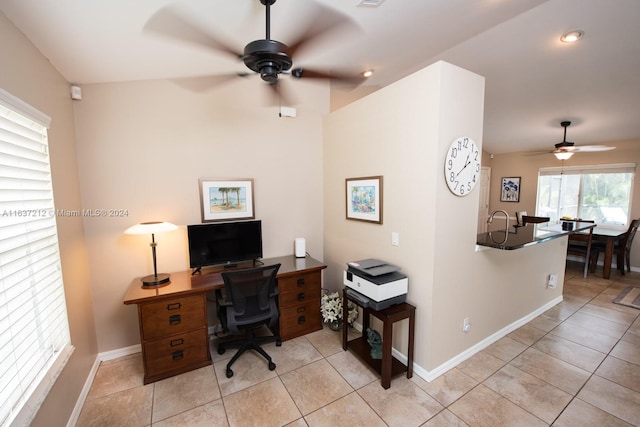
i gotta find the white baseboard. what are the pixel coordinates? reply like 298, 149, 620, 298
66, 344, 142, 427
389, 296, 563, 382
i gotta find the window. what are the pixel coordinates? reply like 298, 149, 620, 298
536, 163, 636, 229
0, 89, 73, 426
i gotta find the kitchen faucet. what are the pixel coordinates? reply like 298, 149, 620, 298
487, 209, 510, 230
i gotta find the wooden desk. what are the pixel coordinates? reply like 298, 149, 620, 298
592, 229, 626, 279
124, 255, 326, 384
342, 289, 415, 389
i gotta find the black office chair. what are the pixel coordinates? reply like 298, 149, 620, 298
215, 263, 281, 378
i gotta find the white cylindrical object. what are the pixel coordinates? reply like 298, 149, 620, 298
294, 238, 306, 258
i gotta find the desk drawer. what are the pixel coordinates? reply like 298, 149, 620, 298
140, 294, 206, 341
279, 299, 321, 340
279, 282, 321, 308
143, 328, 209, 378
278, 271, 321, 295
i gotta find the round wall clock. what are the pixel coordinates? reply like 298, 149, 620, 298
444, 136, 481, 196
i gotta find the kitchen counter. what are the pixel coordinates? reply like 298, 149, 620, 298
476, 221, 596, 250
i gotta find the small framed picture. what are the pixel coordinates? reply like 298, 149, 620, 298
346, 176, 383, 224
501, 177, 521, 202
199, 178, 254, 222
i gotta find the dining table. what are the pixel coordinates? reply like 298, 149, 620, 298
591, 227, 627, 279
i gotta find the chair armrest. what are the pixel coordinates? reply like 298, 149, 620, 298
215, 289, 232, 306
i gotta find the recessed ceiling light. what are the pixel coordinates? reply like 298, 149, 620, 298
362, 70, 374, 78
358, 0, 385, 7
560, 30, 584, 43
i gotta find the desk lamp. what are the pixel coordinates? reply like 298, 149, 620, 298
125, 221, 178, 287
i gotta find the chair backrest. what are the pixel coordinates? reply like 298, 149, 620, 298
221, 263, 280, 329
623, 219, 640, 251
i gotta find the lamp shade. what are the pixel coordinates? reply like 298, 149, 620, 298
125, 221, 177, 235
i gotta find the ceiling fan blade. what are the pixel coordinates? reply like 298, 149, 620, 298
169, 73, 250, 92
572, 145, 616, 152
286, 2, 360, 58
290, 68, 366, 85
144, 6, 242, 60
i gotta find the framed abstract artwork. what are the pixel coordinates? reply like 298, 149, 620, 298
346, 176, 383, 224
500, 177, 521, 202
199, 178, 255, 222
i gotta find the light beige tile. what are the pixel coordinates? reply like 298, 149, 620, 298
565, 311, 629, 338
610, 339, 640, 366
304, 392, 386, 427
483, 336, 528, 362
532, 334, 606, 372
86, 353, 144, 399
304, 326, 346, 358
269, 336, 324, 375
152, 365, 221, 423
280, 359, 352, 415
223, 377, 301, 427
554, 398, 633, 427
550, 321, 619, 353
422, 409, 469, 426
449, 384, 547, 426
326, 347, 378, 389
527, 315, 560, 332
507, 323, 547, 346
595, 356, 640, 393
412, 368, 477, 407
214, 350, 278, 396
578, 303, 638, 326
483, 364, 572, 424
456, 350, 505, 382
153, 400, 228, 427
510, 347, 590, 394
578, 375, 640, 426
76, 385, 153, 427
358, 377, 443, 427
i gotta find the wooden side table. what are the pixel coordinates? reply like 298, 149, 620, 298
342, 289, 415, 389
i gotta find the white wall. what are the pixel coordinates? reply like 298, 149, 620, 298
324, 61, 567, 375
72, 77, 329, 352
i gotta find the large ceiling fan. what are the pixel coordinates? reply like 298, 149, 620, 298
144, 0, 364, 99
550, 121, 615, 160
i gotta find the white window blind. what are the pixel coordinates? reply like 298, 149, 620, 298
0, 89, 73, 426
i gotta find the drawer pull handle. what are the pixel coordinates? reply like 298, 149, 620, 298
297, 306, 305, 313
297, 316, 306, 324
169, 314, 181, 325
170, 338, 184, 347
167, 302, 181, 310
297, 278, 305, 287
172, 350, 184, 361
297, 292, 305, 301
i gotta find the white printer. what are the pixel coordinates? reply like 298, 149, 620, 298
343, 259, 408, 310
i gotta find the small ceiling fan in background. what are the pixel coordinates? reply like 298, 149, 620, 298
550, 121, 615, 160
144, 0, 364, 103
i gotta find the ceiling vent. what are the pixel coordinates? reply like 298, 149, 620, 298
358, 0, 385, 7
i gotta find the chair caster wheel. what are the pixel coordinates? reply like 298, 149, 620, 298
226, 368, 233, 378
218, 346, 225, 355
268, 362, 276, 371
276, 339, 282, 347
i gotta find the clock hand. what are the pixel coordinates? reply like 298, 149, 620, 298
455, 155, 471, 178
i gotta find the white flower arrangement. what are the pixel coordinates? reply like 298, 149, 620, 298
321, 291, 358, 325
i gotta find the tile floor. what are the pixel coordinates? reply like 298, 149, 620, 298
77, 262, 640, 426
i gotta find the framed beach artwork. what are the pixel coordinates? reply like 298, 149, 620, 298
345, 176, 383, 224
500, 177, 521, 202
199, 178, 255, 222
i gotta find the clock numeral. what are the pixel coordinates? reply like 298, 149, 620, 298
447, 159, 453, 171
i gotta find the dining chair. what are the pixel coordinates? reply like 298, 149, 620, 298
591, 219, 639, 275
565, 219, 595, 278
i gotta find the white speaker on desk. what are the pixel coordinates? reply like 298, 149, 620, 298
294, 238, 306, 258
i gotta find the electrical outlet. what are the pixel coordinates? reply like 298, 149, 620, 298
548, 274, 558, 289
462, 317, 471, 333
